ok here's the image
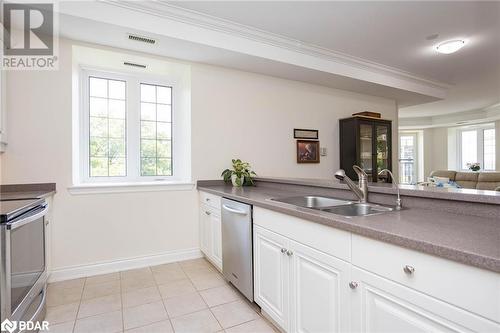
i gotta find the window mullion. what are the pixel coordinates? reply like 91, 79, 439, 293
127, 77, 141, 180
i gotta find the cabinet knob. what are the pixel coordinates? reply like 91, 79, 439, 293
403, 265, 415, 275
281, 248, 287, 254
286, 250, 293, 256
205, 211, 211, 215
205, 198, 210, 202
349, 281, 359, 289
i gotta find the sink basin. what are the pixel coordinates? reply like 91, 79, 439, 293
322, 203, 394, 217
270, 195, 352, 209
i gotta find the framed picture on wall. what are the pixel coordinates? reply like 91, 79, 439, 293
297, 140, 320, 163
293, 128, 319, 140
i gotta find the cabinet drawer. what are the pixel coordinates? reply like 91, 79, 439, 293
254, 207, 351, 262
199, 191, 221, 210
352, 234, 500, 323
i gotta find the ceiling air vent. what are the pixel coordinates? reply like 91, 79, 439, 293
123, 61, 147, 69
127, 33, 156, 45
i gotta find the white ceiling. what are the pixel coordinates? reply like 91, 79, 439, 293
170, 1, 500, 118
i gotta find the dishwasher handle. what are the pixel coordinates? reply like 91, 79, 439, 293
222, 204, 248, 216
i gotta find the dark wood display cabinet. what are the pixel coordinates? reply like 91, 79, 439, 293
339, 116, 393, 183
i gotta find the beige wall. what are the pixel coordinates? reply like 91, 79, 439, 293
496, 120, 500, 171
1, 39, 397, 274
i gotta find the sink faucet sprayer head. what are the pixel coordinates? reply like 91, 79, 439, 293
334, 169, 346, 181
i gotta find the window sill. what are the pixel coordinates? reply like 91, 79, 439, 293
68, 181, 195, 195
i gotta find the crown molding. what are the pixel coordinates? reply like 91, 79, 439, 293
399, 103, 500, 129
101, 1, 451, 91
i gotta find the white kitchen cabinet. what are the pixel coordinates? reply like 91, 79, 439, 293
289, 239, 351, 333
254, 224, 350, 333
253, 207, 500, 333
199, 206, 211, 255
254, 225, 290, 331
209, 212, 222, 269
350, 266, 499, 333
198, 191, 222, 271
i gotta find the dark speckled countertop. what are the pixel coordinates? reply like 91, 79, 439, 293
198, 180, 500, 273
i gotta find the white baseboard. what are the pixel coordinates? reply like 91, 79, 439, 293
48, 247, 203, 282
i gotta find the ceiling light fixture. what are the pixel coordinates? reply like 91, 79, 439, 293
435, 39, 466, 54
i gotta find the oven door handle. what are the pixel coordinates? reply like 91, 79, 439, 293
7, 204, 48, 230
27, 288, 47, 324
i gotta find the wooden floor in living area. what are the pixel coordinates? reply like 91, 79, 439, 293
45, 258, 279, 333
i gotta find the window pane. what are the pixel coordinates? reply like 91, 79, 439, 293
141, 103, 156, 121
141, 139, 156, 157
141, 121, 156, 139
88, 77, 127, 178
157, 122, 171, 139
141, 84, 156, 103
108, 80, 125, 99
90, 137, 108, 157
89, 77, 107, 98
109, 138, 126, 157
109, 100, 125, 119
461, 130, 477, 169
90, 157, 108, 176
90, 97, 107, 117
157, 86, 171, 104
109, 119, 125, 138
484, 129, 495, 171
109, 157, 126, 176
90, 117, 108, 137
141, 158, 156, 176
157, 140, 171, 158
157, 158, 172, 176
139, 83, 173, 177
157, 104, 171, 122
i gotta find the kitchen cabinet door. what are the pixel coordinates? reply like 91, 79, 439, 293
350, 267, 499, 333
199, 205, 211, 256
209, 212, 222, 270
288, 239, 351, 333
254, 225, 290, 331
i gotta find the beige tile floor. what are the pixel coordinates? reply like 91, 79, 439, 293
45, 258, 278, 333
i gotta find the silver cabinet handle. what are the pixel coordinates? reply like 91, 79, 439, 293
281, 248, 287, 254
286, 250, 293, 256
349, 281, 359, 289
403, 265, 415, 275
205, 211, 211, 215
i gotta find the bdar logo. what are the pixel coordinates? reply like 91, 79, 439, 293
1, 319, 17, 333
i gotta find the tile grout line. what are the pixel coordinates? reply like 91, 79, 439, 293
152, 264, 175, 332
72, 278, 86, 333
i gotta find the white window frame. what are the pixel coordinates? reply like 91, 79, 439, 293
398, 132, 418, 184
79, 67, 179, 184
457, 124, 495, 171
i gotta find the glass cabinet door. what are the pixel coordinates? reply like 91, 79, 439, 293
359, 123, 373, 181
375, 124, 390, 182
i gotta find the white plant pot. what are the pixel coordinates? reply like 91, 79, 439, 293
231, 174, 245, 187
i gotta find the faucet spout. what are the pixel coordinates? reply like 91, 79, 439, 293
334, 167, 368, 203
378, 169, 402, 210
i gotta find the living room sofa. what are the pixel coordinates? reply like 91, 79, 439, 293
430, 170, 500, 191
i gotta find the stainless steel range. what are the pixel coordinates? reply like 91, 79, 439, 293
0, 198, 48, 332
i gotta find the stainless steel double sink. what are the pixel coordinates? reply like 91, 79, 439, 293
270, 195, 394, 217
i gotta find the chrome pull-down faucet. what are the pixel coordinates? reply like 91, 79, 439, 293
378, 169, 402, 210
334, 165, 368, 203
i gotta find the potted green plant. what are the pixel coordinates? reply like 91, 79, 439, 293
221, 159, 257, 187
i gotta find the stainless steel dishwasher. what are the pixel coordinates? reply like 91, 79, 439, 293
221, 198, 253, 301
